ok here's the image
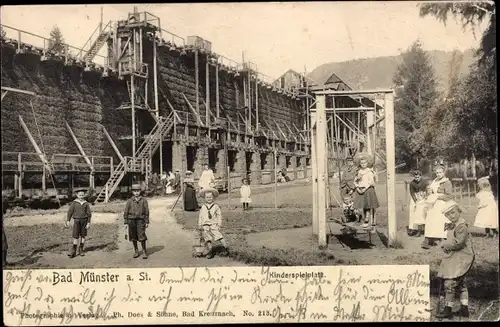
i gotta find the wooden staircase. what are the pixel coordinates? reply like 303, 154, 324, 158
94, 112, 175, 203
78, 21, 112, 65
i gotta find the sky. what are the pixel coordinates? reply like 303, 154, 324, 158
0, 2, 487, 80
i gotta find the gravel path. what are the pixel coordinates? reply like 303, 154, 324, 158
6, 197, 246, 268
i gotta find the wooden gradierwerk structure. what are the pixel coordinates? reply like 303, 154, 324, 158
1, 7, 385, 204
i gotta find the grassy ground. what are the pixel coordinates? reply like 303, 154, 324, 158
175, 181, 498, 321
4, 223, 119, 267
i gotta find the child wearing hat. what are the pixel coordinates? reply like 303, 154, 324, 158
123, 184, 150, 259
435, 201, 474, 319
240, 178, 252, 211
65, 188, 92, 258
198, 187, 229, 259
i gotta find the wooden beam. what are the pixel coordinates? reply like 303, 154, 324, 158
384, 91, 397, 246
64, 120, 93, 169
284, 123, 298, 142
181, 92, 204, 126
201, 99, 218, 122
316, 95, 327, 247
273, 120, 288, 141
292, 123, 307, 142
313, 89, 394, 96
166, 98, 183, 123
102, 125, 125, 162
1, 86, 35, 96
263, 119, 279, 139
18, 115, 52, 171
311, 107, 375, 112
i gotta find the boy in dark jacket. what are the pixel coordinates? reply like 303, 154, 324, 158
124, 184, 150, 259
66, 188, 92, 258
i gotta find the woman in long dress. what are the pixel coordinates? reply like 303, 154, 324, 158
422, 165, 453, 249
408, 170, 428, 237
183, 171, 199, 211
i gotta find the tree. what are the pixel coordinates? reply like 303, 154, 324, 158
419, 1, 497, 162
393, 40, 439, 167
419, 2, 496, 69
48, 25, 66, 54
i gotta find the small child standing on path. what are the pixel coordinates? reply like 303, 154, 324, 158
240, 178, 252, 211
198, 187, 229, 259
123, 184, 150, 259
66, 188, 92, 258
474, 177, 499, 238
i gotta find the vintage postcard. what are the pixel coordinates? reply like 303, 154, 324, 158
1, 1, 498, 325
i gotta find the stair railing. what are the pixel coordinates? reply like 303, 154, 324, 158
76, 20, 112, 60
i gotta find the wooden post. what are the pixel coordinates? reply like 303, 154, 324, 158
42, 165, 46, 191
311, 112, 318, 236
153, 34, 162, 175
205, 54, 210, 126
131, 74, 136, 157
274, 149, 278, 209
255, 73, 259, 131
216, 62, 220, 118
227, 166, 231, 209
384, 91, 397, 246
90, 156, 95, 189
17, 152, 22, 198
195, 50, 199, 117
316, 94, 327, 247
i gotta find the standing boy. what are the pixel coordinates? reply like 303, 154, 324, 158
66, 188, 92, 258
123, 184, 150, 259
435, 201, 475, 319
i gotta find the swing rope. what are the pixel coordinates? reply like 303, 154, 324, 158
30, 100, 62, 208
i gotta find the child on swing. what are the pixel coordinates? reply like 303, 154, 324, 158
354, 155, 379, 228
198, 187, 229, 259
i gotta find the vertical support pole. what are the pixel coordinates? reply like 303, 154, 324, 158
216, 62, 220, 118
90, 157, 95, 189
131, 74, 136, 157
274, 149, 278, 209
42, 165, 46, 191
206, 54, 210, 126
100, 6, 104, 33
195, 50, 199, 116
255, 74, 259, 131
17, 152, 22, 198
153, 36, 162, 175
384, 91, 397, 246
366, 106, 374, 155
311, 111, 318, 236
316, 95, 327, 247
227, 166, 231, 209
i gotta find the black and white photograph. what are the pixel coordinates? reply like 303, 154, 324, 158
1, 2, 498, 323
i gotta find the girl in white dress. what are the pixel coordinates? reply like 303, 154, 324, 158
474, 177, 499, 237
240, 178, 252, 211
422, 165, 453, 249
198, 164, 215, 190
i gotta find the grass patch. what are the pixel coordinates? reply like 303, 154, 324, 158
175, 209, 312, 234
8, 201, 126, 218
4, 223, 119, 260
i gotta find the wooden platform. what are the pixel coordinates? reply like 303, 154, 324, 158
326, 218, 377, 245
